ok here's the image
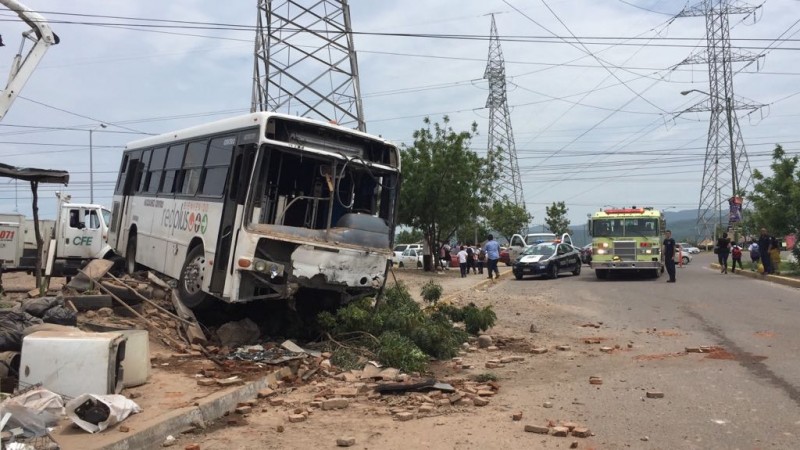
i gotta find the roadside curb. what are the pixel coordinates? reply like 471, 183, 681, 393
442, 267, 513, 304
709, 263, 800, 289
96, 375, 272, 450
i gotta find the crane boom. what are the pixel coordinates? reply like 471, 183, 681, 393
0, 0, 59, 121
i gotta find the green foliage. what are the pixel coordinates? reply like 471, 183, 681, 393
455, 221, 491, 246
399, 117, 495, 270
462, 303, 498, 335
377, 332, 428, 373
545, 201, 571, 236
749, 145, 800, 268
396, 228, 423, 244
420, 281, 443, 305
473, 372, 499, 383
486, 198, 533, 242
330, 347, 363, 371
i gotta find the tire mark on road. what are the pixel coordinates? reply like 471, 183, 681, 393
682, 306, 800, 407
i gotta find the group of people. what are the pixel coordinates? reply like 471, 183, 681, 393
663, 227, 782, 283
715, 227, 781, 275
440, 235, 502, 279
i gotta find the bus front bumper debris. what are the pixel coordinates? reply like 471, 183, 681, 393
291, 244, 387, 289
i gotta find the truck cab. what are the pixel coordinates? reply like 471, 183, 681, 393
507, 232, 571, 262
54, 203, 113, 261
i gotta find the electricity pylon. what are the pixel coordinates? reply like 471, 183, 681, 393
677, 0, 763, 241
251, 0, 366, 131
484, 14, 525, 207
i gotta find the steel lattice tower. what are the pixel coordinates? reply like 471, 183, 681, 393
251, 0, 366, 131
677, 1, 762, 241
484, 14, 525, 207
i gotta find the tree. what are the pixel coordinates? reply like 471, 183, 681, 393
545, 201, 571, 235
486, 198, 532, 243
749, 145, 800, 236
749, 145, 800, 265
398, 117, 493, 270
395, 228, 423, 244
455, 221, 491, 246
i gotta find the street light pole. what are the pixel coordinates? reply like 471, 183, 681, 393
89, 124, 107, 204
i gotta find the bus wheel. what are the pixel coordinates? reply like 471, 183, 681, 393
126, 235, 137, 274
179, 246, 212, 309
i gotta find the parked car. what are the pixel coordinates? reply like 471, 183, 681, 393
676, 249, 692, 265
500, 247, 511, 266
396, 247, 423, 268
512, 242, 582, 280
392, 243, 422, 265
678, 243, 701, 254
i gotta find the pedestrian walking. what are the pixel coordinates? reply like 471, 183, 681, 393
457, 245, 468, 278
757, 228, 773, 275
748, 240, 760, 271
663, 230, 677, 283
717, 232, 731, 273
477, 247, 486, 274
483, 234, 501, 280
731, 244, 743, 273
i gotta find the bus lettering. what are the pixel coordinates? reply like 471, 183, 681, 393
0, 230, 15, 240
162, 208, 208, 234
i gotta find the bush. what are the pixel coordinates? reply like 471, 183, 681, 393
473, 372, 498, 383
463, 303, 497, 335
420, 281, 443, 305
317, 284, 497, 372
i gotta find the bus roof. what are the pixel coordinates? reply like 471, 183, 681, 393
125, 112, 395, 151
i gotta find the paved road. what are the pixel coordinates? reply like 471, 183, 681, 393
497, 252, 800, 449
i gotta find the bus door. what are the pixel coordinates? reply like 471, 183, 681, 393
110, 153, 143, 250
209, 133, 257, 295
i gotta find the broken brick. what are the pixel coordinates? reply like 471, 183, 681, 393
524, 425, 550, 434
288, 414, 306, 423
512, 412, 523, 421
336, 437, 356, 447
572, 427, 591, 438
472, 397, 489, 406
552, 426, 569, 437
646, 391, 665, 399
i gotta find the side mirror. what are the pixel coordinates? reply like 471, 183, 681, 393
77, 222, 86, 230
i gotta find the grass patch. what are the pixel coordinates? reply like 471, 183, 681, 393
472, 372, 499, 383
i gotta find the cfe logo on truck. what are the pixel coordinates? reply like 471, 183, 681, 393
71, 236, 93, 246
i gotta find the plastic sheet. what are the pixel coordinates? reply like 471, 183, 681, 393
65, 394, 141, 433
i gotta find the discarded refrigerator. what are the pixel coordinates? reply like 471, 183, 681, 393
20, 331, 126, 398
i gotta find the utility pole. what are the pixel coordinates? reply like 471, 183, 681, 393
484, 14, 525, 208
677, 0, 763, 243
251, 0, 366, 131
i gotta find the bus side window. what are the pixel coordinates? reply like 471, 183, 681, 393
146, 147, 167, 193
200, 136, 234, 198
115, 154, 129, 195
136, 149, 151, 193
181, 140, 207, 196
161, 144, 186, 194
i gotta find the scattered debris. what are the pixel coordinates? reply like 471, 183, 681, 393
646, 391, 665, 399
512, 412, 523, 421
524, 425, 550, 434
556, 345, 571, 351
589, 376, 603, 385
543, 401, 553, 408
65, 394, 141, 433
336, 437, 356, 447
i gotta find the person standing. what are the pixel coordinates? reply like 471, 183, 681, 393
457, 245, 468, 278
731, 244, 743, 273
466, 245, 475, 275
748, 240, 760, 271
476, 247, 486, 274
770, 236, 782, 275
483, 234, 501, 280
663, 230, 677, 283
757, 228, 773, 275
717, 232, 731, 274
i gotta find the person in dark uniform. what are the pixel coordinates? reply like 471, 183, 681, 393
757, 228, 773, 275
663, 230, 677, 283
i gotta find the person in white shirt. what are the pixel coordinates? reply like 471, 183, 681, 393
457, 246, 468, 278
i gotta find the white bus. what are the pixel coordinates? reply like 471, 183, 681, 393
110, 112, 400, 308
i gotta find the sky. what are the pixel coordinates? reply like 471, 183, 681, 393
1, 0, 798, 228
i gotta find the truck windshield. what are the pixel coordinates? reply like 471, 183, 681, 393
593, 218, 658, 237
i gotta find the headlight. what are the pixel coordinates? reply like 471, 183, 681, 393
644, 249, 652, 254
254, 261, 267, 272
597, 249, 607, 255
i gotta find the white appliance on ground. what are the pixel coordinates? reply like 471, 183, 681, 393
20, 331, 126, 399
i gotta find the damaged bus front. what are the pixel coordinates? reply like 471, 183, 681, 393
111, 113, 400, 309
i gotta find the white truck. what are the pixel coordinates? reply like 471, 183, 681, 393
507, 232, 572, 262
0, 194, 113, 278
